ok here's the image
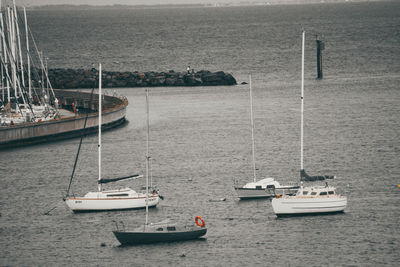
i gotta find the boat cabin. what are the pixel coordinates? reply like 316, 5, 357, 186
156, 226, 177, 232
295, 185, 338, 198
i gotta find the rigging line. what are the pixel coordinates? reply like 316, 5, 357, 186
74, 131, 97, 187
26, 52, 49, 99
0, 54, 33, 115
249, 74, 257, 183
25, 18, 56, 100
65, 86, 95, 198
0, 19, 32, 106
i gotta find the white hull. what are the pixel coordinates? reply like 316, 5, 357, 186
65, 189, 160, 212
65, 195, 159, 212
234, 178, 299, 199
234, 188, 274, 199
271, 196, 347, 216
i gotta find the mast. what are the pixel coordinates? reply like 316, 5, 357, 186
0, 55, 3, 103
98, 63, 102, 192
7, 7, 17, 101
13, 2, 25, 88
1, 13, 9, 105
40, 51, 44, 95
249, 74, 256, 183
23, 7, 31, 100
45, 57, 50, 95
0, 12, 3, 103
0, 1, 1, 103
300, 30, 305, 173
145, 87, 150, 226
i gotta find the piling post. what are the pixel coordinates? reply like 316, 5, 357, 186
316, 35, 324, 79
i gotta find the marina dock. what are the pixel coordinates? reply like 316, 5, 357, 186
0, 90, 127, 149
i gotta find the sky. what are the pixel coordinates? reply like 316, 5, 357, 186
13, 0, 377, 7
17, 0, 259, 6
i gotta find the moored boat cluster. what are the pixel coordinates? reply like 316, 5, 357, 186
0, 4, 59, 127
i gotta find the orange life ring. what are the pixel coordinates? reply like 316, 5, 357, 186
195, 216, 205, 227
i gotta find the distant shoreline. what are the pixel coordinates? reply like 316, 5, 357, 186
24, 0, 390, 11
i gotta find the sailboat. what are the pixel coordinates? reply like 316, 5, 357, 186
234, 74, 299, 199
64, 64, 160, 212
113, 88, 207, 245
271, 31, 347, 216
0, 2, 58, 126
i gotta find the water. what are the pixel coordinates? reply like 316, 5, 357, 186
1, 2, 400, 266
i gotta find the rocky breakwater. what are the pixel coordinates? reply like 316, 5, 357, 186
47, 69, 237, 89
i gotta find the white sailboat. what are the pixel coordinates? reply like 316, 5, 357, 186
271, 31, 347, 216
0, 2, 58, 126
234, 74, 299, 199
113, 88, 207, 245
64, 64, 160, 212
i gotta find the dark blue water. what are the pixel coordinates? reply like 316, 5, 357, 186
1, 2, 399, 266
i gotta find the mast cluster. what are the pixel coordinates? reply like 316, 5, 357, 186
0, 1, 57, 126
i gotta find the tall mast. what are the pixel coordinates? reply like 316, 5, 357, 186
145, 87, 150, 226
1, 13, 10, 105
23, 7, 31, 99
98, 63, 102, 192
40, 51, 44, 94
13, 2, 25, 88
249, 74, 256, 183
7, 7, 17, 100
300, 30, 305, 173
45, 57, 49, 90
0, 11, 3, 103
0, 55, 3, 103
11, 7, 17, 99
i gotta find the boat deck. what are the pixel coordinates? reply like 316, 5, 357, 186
58, 108, 76, 118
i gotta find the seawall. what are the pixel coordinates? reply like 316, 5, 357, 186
0, 90, 128, 149
46, 69, 237, 89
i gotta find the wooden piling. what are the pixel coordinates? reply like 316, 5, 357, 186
316, 36, 324, 79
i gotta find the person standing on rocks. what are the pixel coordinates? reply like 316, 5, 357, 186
187, 66, 190, 74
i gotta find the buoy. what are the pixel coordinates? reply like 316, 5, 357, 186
398, 185, 400, 188
195, 216, 205, 227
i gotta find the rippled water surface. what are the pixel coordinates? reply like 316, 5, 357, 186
1, 2, 399, 266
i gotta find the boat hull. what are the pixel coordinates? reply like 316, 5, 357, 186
113, 228, 207, 245
65, 195, 159, 212
234, 187, 274, 199
234, 187, 298, 199
271, 196, 347, 216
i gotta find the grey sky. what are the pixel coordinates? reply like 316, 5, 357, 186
15, 0, 376, 7
16, 0, 271, 6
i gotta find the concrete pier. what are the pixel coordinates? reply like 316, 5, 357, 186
0, 90, 128, 149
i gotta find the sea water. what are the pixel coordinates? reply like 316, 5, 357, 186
1, 2, 399, 266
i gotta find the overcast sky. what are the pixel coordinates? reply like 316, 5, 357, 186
16, 0, 272, 6
14, 0, 375, 6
